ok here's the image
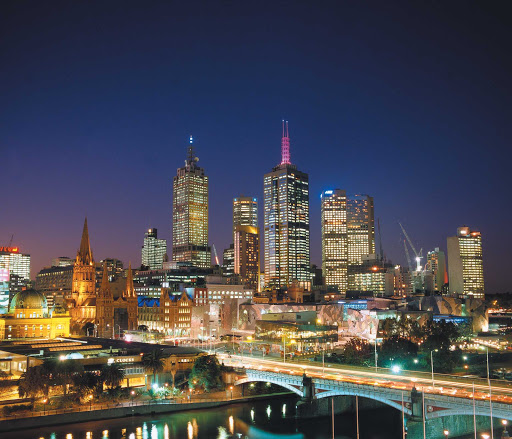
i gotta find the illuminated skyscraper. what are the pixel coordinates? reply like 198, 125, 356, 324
321, 189, 348, 293
264, 121, 310, 288
233, 196, 260, 289
142, 228, 167, 270
172, 136, 210, 268
233, 196, 258, 235
347, 195, 375, 265
426, 247, 447, 292
447, 226, 484, 298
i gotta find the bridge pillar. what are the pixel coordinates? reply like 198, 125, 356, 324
302, 373, 314, 401
410, 387, 423, 421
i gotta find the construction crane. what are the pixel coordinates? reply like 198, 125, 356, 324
212, 244, 220, 266
403, 239, 413, 272
399, 223, 423, 272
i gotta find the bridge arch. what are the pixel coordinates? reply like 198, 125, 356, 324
234, 377, 303, 397
315, 389, 413, 416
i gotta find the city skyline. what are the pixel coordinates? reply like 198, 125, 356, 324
2, 2, 511, 292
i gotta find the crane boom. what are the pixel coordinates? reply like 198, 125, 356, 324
403, 239, 413, 272
399, 223, 419, 257
212, 244, 220, 266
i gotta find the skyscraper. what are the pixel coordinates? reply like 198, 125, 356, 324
172, 136, 211, 268
447, 226, 485, 298
233, 196, 260, 290
233, 196, 258, 235
321, 189, 348, 293
264, 121, 310, 288
426, 247, 447, 292
0, 246, 31, 313
347, 195, 375, 265
234, 225, 260, 290
142, 228, 167, 270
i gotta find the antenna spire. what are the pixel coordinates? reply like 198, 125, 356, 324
280, 120, 291, 165
187, 135, 195, 166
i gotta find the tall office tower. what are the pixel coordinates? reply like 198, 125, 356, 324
222, 244, 235, 277
233, 196, 258, 235
264, 121, 310, 288
321, 189, 348, 293
141, 228, 167, 270
234, 225, 260, 290
0, 246, 31, 282
426, 247, 447, 292
447, 226, 485, 298
0, 245, 31, 312
347, 195, 375, 265
172, 136, 211, 268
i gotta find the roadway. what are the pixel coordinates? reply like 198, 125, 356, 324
218, 353, 512, 405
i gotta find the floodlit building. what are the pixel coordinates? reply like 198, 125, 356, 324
263, 121, 310, 288
0, 289, 70, 340
222, 244, 235, 278
141, 228, 167, 270
321, 189, 348, 293
447, 226, 485, 298
172, 136, 211, 268
347, 195, 375, 265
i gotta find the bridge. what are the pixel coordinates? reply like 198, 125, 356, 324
234, 369, 512, 421
221, 355, 512, 439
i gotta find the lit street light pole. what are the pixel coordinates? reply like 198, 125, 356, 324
431, 349, 438, 388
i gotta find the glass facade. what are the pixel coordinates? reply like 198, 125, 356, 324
447, 227, 484, 298
264, 165, 310, 288
233, 196, 258, 235
172, 139, 211, 268
321, 189, 348, 293
347, 195, 375, 265
141, 228, 167, 270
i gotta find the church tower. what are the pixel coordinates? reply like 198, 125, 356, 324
72, 218, 96, 305
96, 262, 114, 338
123, 263, 138, 330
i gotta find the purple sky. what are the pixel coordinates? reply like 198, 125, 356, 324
2, 1, 511, 292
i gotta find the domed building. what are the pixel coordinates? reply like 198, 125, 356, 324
0, 289, 70, 340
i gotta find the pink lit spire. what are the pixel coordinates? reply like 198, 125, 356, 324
280, 120, 291, 165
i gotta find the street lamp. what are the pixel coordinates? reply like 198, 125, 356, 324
43, 398, 48, 415
431, 349, 438, 388
444, 430, 449, 439
481, 434, 490, 439
89, 394, 93, 410
131, 390, 135, 406
229, 385, 233, 399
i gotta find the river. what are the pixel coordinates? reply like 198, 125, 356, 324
3, 396, 402, 439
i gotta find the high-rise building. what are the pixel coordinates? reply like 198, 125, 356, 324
222, 244, 235, 277
0, 246, 31, 313
172, 136, 211, 268
0, 246, 31, 282
321, 189, 348, 293
263, 121, 310, 288
234, 225, 260, 290
233, 196, 260, 290
233, 196, 258, 236
141, 228, 167, 270
426, 248, 447, 292
347, 195, 375, 265
447, 226, 484, 298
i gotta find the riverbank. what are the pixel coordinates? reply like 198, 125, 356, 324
0, 392, 294, 432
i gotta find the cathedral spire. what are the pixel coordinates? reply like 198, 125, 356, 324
124, 262, 135, 298
100, 262, 110, 293
77, 217, 94, 265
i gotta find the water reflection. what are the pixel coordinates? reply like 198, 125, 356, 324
6, 396, 401, 439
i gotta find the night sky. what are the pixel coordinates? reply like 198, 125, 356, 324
2, 1, 511, 292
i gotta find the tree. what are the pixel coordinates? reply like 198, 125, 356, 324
342, 338, 372, 365
18, 366, 48, 399
73, 372, 101, 399
101, 363, 125, 389
189, 355, 223, 392
53, 359, 84, 396
142, 350, 166, 387
379, 336, 418, 368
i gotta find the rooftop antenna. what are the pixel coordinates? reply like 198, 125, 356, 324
280, 120, 291, 165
